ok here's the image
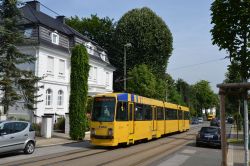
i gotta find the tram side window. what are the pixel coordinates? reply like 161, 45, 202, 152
184, 112, 190, 120
143, 105, 152, 120
187, 112, 190, 120
116, 102, 128, 121
157, 107, 164, 120
178, 110, 183, 120
165, 109, 169, 120
135, 104, 143, 121
166, 109, 178, 120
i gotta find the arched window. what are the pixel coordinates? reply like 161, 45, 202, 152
46, 89, 53, 106
57, 90, 64, 106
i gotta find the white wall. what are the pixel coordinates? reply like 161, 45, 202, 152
88, 59, 114, 96
35, 46, 70, 118
5, 44, 114, 120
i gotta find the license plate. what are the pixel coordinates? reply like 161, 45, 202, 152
205, 135, 213, 138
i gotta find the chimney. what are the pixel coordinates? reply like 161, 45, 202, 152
56, 16, 65, 24
26, 1, 40, 12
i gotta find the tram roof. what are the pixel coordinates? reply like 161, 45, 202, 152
94, 93, 189, 111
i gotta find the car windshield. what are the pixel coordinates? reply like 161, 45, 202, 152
200, 127, 219, 133
92, 97, 115, 122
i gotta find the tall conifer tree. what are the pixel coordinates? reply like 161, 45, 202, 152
69, 45, 89, 140
0, 0, 41, 114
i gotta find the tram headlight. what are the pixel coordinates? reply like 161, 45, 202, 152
91, 128, 96, 136
108, 128, 113, 136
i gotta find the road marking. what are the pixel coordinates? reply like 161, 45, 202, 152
181, 149, 196, 154
157, 154, 190, 166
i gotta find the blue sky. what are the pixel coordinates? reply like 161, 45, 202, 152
31, 0, 230, 92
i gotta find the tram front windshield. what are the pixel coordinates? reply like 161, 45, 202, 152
92, 97, 115, 122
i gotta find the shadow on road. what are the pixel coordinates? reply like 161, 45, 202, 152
0, 151, 23, 158
186, 141, 221, 149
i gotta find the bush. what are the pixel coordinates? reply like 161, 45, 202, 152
69, 45, 89, 140
32, 123, 41, 137
54, 117, 65, 131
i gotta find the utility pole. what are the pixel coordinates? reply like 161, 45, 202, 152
219, 89, 227, 166
243, 89, 249, 166
124, 43, 132, 92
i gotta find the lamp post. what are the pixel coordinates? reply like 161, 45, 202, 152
124, 43, 132, 92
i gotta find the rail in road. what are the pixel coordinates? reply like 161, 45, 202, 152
2, 124, 206, 166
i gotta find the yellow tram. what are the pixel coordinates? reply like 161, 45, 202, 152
90, 93, 190, 146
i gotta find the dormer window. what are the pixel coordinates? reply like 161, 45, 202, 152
51, 31, 59, 45
85, 42, 95, 55
100, 51, 107, 62
24, 28, 33, 38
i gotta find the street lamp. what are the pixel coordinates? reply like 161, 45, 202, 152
124, 43, 132, 92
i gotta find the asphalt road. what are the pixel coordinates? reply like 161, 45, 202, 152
0, 122, 231, 166
150, 123, 232, 166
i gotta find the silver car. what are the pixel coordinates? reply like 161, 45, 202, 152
0, 121, 36, 154
198, 117, 204, 123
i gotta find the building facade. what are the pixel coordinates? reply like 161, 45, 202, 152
8, 1, 115, 122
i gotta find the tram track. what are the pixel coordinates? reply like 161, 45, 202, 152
97, 126, 201, 166
49, 125, 203, 166
4, 149, 108, 166
2, 124, 204, 166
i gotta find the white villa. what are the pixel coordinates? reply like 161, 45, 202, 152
4, 1, 115, 123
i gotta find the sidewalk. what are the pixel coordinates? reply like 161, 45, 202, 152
227, 125, 244, 166
36, 131, 90, 148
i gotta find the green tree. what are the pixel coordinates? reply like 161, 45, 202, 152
176, 79, 191, 106
66, 15, 115, 52
127, 64, 157, 98
224, 64, 244, 135
211, 0, 250, 142
165, 74, 184, 105
113, 7, 173, 91
69, 45, 89, 140
127, 64, 168, 100
224, 64, 242, 114
154, 78, 167, 100
191, 80, 218, 116
0, 0, 41, 114
211, 0, 250, 80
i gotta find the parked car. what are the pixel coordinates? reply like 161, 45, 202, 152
198, 117, 203, 123
191, 118, 199, 124
196, 126, 221, 148
210, 118, 220, 127
0, 121, 36, 154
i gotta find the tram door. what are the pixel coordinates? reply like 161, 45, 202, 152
178, 110, 184, 131
152, 107, 157, 131
182, 111, 185, 129
129, 103, 134, 134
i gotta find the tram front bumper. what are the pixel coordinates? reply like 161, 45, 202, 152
90, 135, 118, 146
